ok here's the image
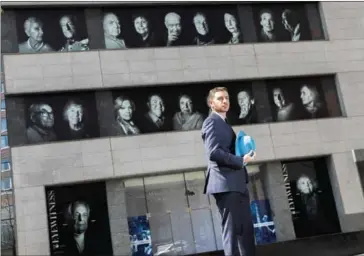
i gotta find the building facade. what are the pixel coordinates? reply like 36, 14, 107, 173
1, 1, 364, 256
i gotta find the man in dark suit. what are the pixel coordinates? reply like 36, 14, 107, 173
201, 87, 256, 256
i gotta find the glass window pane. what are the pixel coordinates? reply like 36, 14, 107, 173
124, 178, 147, 217
1, 100, 5, 110
144, 174, 195, 255
1, 136, 8, 147
184, 171, 209, 209
1, 118, 7, 132
185, 171, 217, 253
1, 220, 15, 249
1, 162, 11, 172
1, 177, 12, 191
124, 178, 151, 256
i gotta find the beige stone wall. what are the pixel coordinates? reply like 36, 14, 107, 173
4, 2, 364, 255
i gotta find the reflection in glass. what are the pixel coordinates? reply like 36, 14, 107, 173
144, 174, 195, 255
185, 171, 217, 253
248, 165, 277, 245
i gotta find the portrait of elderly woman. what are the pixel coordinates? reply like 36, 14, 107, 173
113, 95, 141, 136
300, 84, 327, 119
172, 94, 204, 131
224, 12, 243, 44
26, 102, 57, 144
132, 14, 156, 47
18, 16, 54, 53
192, 12, 215, 46
62, 100, 90, 140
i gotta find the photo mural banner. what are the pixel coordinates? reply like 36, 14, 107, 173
281, 158, 341, 239
5, 75, 342, 146
45, 182, 113, 256
1, 2, 324, 54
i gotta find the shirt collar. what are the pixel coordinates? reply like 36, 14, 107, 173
213, 111, 226, 121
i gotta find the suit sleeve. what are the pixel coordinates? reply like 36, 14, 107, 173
202, 118, 243, 170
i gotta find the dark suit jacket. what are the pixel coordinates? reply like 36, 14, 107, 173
201, 112, 249, 195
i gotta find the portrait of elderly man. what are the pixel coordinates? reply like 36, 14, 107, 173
26, 103, 57, 143
172, 94, 204, 131
142, 94, 171, 133
272, 87, 297, 122
59, 15, 89, 52
102, 12, 127, 49
281, 9, 308, 42
113, 95, 141, 136
18, 16, 54, 53
300, 84, 327, 119
224, 12, 243, 44
258, 9, 277, 42
164, 12, 184, 46
192, 12, 215, 46
234, 89, 257, 125
63, 201, 97, 256
62, 100, 89, 140
132, 14, 156, 47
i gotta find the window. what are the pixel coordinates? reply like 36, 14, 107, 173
1, 219, 15, 250
1, 135, 8, 148
1, 99, 5, 110
1, 177, 12, 192
1, 118, 7, 132
1, 162, 11, 172
123, 166, 277, 256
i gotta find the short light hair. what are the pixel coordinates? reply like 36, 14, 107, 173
24, 17, 42, 35
62, 100, 84, 121
207, 87, 228, 108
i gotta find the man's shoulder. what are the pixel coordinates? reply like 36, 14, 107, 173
202, 114, 216, 127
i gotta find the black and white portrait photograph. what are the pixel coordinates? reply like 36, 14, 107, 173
111, 89, 174, 134
101, 7, 158, 49
225, 83, 258, 125
15, 8, 89, 53
110, 84, 210, 136
188, 5, 243, 45
154, 8, 190, 47
282, 158, 341, 238
45, 181, 113, 256
24, 92, 99, 144
252, 3, 311, 43
266, 77, 330, 122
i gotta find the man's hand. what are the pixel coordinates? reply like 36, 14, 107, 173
243, 150, 256, 165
